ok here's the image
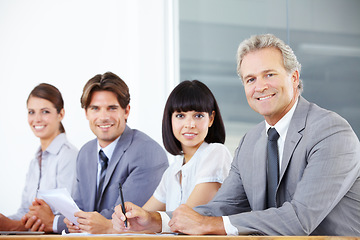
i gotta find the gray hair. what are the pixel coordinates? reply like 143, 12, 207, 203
236, 34, 303, 93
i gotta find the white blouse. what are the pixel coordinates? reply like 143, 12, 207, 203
153, 142, 232, 211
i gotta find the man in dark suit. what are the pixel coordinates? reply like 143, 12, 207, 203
25, 72, 169, 234
112, 34, 360, 236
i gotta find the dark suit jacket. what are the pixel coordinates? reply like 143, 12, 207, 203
57, 125, 168, 232
194, 96, 360, 236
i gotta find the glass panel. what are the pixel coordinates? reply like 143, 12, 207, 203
179, 0, 360, 154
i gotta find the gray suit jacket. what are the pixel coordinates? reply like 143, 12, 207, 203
57, 125, 168, 232
194, 96, 360, 236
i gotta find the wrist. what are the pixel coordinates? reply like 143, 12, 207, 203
13, 220, 28, 231
149, 212, 162, 233
44, 217, 55, 233
106, 219, 116, 234
203, 216, 226, 235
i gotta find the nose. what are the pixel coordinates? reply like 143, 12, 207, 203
99, 109, 110, 120
255, 77, 268, 92
185, 118, 195, 128
34, 113, 42, 122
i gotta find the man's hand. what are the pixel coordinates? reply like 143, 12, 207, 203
112, 202, 162, 233
22, 198, 54, 233
0, 213, 27, 231
70, 211, 114, 234
21, 215, 44, 232
64, 217, 81, 233
169, 204, 226, 235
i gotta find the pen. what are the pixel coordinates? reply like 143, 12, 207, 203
118, 183, 128, 227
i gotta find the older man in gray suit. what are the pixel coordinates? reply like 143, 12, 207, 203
25, 72, 168, 234
112, 34, 360, 236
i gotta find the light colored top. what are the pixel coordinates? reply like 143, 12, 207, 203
8, 133, 78, 220
153, 142, 232, 211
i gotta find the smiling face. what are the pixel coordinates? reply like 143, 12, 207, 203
27, 96, 64, 145
171, 110, 214, 161
85, 90, 130, 148
240, 47, 299, 126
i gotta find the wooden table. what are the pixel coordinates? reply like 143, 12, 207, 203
0, 235, 359, 240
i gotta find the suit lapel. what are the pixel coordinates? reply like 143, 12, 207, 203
87, 140, 98, 211
252, 123, 268, 210
99, 125, 133, 203
279, 97, 308, 182
248, 97, 310, 209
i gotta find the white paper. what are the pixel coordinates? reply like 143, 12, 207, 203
61, 231, 176, 236
37, 188, 80, 225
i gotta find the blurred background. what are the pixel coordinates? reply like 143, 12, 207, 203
179, 0, 360, 152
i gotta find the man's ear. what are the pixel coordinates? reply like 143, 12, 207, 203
124, 104, 130, 121
291, 70, 300, 89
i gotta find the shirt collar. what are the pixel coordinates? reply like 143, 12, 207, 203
41, 133, 67, 155
174, 141, 209, 173
97, 135, 121, 163
265, 98, 298, 138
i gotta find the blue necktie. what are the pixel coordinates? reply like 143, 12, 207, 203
267, 127, 280, 208
96, 150, 108, 209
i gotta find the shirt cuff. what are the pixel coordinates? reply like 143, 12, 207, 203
52, 215, 59, 233
158, 211, 171, 233
222, 216, 238, 235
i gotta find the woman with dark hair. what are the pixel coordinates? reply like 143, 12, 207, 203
0, 83, 78, 232
141, 80, 232, 212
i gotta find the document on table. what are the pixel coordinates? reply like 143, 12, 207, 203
62, 232, 178, 236
0, 231, 45, 235
37, 188, 80, 225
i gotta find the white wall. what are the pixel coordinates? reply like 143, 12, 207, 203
0, 0, 178, 216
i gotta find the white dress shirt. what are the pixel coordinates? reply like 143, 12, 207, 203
96, 136, 120, 187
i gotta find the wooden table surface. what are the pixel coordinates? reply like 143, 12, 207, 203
0, 234, 359, 240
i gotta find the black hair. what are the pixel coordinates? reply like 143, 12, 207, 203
162, 80, 226, 155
